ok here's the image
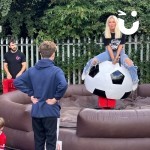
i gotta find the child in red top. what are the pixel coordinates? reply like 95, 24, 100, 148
0, 118, 6, 150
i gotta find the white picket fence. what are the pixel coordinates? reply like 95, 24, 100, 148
0, 35, 150, 84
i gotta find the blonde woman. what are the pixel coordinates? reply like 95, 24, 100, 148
82, 15, 139, 90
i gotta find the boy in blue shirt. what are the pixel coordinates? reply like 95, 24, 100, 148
14, 41, 68, 150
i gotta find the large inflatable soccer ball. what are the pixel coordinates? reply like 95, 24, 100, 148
84, 61, 133, 100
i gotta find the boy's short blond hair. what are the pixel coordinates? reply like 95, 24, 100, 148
0, 117, 5, 128
39, 41, 57, 58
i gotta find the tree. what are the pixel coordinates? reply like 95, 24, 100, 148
0, 0, 12, 17
0, 0, 150, 39
37, 0, 150, 40
37, 0, 103, 40
0, 0, 50, 38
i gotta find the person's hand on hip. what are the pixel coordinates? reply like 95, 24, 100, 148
46, 98, 57, 105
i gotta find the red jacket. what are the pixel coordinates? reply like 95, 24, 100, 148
0, 132, 6, 150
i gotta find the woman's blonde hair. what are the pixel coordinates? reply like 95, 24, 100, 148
104, 15, 122, 39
